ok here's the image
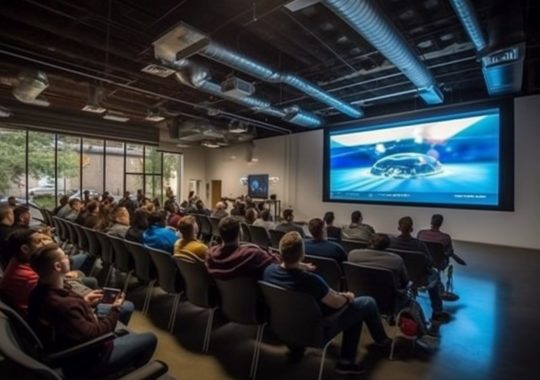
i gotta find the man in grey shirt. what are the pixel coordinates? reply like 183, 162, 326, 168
342, 210, 375, 242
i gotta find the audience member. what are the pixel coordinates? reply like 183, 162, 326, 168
342, 210, 375, 242
28, 243, 156, 378
143, 211, 177, 253
174, 215, 208, 262
0, 205, 15, 267
52, 195, 69, 215
211, 201, 228, 219
194, 200, 210, 216
323, 211, 342, 242
12, 205, 31, 229
263, 232, 390, 373
106, 207, 130, 238
206, 217, 280, 280
136, 189, 144, 206
7, 196, 17, 207
389, 217, 452, 322
253, 209, 276, 231
63, 198, 82, 221
417, 214, 466, 266
82, 201, 100, 229
304, 218, 347, 263
126, 209, 149, 243
118, 191, 137, 216
275, 209, 305, 237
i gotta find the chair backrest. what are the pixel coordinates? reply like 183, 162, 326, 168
248, 225, 271, 249
240, 223, 252, 243
52, 217, 66, 241
268, 229, 285, 248
83, 228, 101, 258
174, 257, 217, 309
123, 240, 155, 284
64, 220, 78, 247
340, 239, 368, 254
215, 277, 266, 325
209, 217, 221, 238
421, 241, 448, 271
258, 281, 325, 348
95, 231, 113, 265
342, 262, 397, 316
386, 249, 427, 287
303, 255, 343, 291
148, 248, 183, 294
108, 235, 134, 273
72, 223, 88, 251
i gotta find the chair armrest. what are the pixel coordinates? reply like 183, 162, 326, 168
45, 332, 115, 361
118, 360, 169, 380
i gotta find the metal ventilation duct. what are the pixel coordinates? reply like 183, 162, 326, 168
172, 60, 322, 128
321, 0, 444, 105
152, 23, 362, 118
12, 70, 49, 104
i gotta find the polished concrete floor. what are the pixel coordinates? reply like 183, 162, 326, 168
121, 241, 540, 380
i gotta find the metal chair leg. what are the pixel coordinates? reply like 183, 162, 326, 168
168, 293, 181, 332
142, 280, 156, 315
249, 323, 266, 380
317, 341, 332, 380
104, 266, 113, 287
203, 307, 216, 352
122, 271, 132, 295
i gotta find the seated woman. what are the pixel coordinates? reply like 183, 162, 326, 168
106, 207, 130, 238
125, 209, 149, 243
174, 215, 208, 262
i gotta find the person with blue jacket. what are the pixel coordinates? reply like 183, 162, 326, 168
143, 211, 178, 253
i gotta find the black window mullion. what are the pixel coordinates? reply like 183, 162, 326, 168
25, 130, 29, 203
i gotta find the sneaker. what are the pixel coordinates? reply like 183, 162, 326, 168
431, 311, 451, 323
335, 361, 366, 375
416, 335, 440, 352
427, 321, 441, 337
440, 291, 460, 302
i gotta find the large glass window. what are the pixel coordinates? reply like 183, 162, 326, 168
0, 127, 27, 201
105, 140, 124, 197
163, 153, 182, 200
28, 131, 56, 209
57, 135, 81, 199
82, 138, 104, 196
126, 143, 144, 173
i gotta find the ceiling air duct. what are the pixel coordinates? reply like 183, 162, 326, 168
321, 0, 444, 105
12, 70, 49, 105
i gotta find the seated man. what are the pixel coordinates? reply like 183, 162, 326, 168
253, 209, 276, 231
0, 205, 15, 267
417, 214, 466, 266
304, 218, 347, 263
106, 207, 130, 238
13, 205, 31, 229
63, 198, 82, 222
206, 217, 280, 280
263, 231, 390, 374
342, 210, 375, 242
211, 201, 228, 219
275, 209, 305, 237
28, 243, 156, 377
323, 211, 341, 242
389, 217, 452, 322
143, 211, 177, 253
174, 215, 208, 262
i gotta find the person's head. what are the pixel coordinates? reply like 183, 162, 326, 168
368, 233, 390, 251
7, 196, 17, 207
148, 211, 166, 227
283, 208, 294, 222
260, 209, 271, 222
215, 201, 225, 210
0, 205, 14, 226
398, 216, 414, 235
102, 191, 110, 199
14, 205, 31, 227
132, 208, 149, 230
30, 243, 70, 281
177, 215, 198, 240
59, 195, 69, 206
431, 214, 444, 229
323, 211, 335, 226
196, 200, 204, 210
8, 229, 48, 262
68, 198, 82, 212
123, 191, 130, 199
218, 217, 240, 244
152, 198, 160, 209
245, 208, 257, 224
114, 206, 130, 226
308, 218, 326, 240
86, 201, 100, 215
83, 190, 90, 200
279, 231, 304, 265
351, 210, 363, 224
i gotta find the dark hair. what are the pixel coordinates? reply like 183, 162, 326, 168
431, 214, 444, 228
177, 215, 195, 239
8, 229, 37, 257
260, 209, 271, 222
218, 217, 240, 243
59, 195, 69, 205
351, 210, 362, 224
0, 205, 13, 220
283, 208, 294, 222
86, 201, 99, 213
368, 233, 390, 251
68, 198, 80, 207
132, 209, 149, 229
148, 211, 166, 226
398, 216, 413, 234
323, 211, 335, 225
30, 243, 61, 276
245, 208, 257, 224
279, 231, 304, 264
308, 218, 325, 239
13, 205, 30, 221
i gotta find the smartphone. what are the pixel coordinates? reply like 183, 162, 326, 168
101, 287, 121, 304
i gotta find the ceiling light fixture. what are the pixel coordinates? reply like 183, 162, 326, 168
228, 120, 249, 133
103, 111, 129, 122
0, 106, 12, 118
145, 109, 165, 122
201, 140, 220, 148
82, 85, 107, 113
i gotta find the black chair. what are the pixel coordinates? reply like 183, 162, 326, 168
268, 229, 285, 249
386, 249, 428, 289
82, 228, 102, 277
148, 248, 184, 332
108, 235, 135, 294
94, 231, 115, 286
174, 256, 218, 352
52, 217, 68, 249
209, 217, 221, 245
72, 223, 89, 254
215, 277, 267, 380
0, 309, 168, 380
258, 281, 347, 380
248, 225, 271, 249
303, 255, 343, 291
241, 223, 252, 243
196, 214, 213, 243
342, 262, 400, 317
63, 221, 79, 254
340, 239, 368, 254
124, 240, 157, 315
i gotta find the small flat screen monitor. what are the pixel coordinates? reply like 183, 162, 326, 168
248, 174, 269, 199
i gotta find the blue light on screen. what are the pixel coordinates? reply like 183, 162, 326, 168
328, 108, 500, 206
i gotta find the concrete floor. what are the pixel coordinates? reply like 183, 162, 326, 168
121, 241, 540, 380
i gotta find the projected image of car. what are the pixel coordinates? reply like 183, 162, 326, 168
370, 153, 442, 179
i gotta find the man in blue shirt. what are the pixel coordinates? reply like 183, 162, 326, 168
143, 211, 178, 253
304, 218, 347, 263
263, 231, 389, 375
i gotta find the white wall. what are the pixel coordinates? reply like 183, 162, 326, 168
197, 95, 540, 249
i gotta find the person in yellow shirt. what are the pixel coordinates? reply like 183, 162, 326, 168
174, 215, 208, 262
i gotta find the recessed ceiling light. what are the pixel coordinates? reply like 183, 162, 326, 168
82, 105, 107, 114
145, 114, 165, 122
0, 106, 12, 117
201, 141, 220, 148
103, 111, 129, 122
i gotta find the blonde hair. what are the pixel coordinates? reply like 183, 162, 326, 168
279, 231, 304, 264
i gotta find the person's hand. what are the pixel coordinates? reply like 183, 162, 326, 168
84, 290, 104, 306
65, 271, 80, 280
300, 262, 317, 272
111, 292, 126, 309
341, 292, 355, 302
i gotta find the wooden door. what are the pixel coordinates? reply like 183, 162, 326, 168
211, 180, 222, 208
